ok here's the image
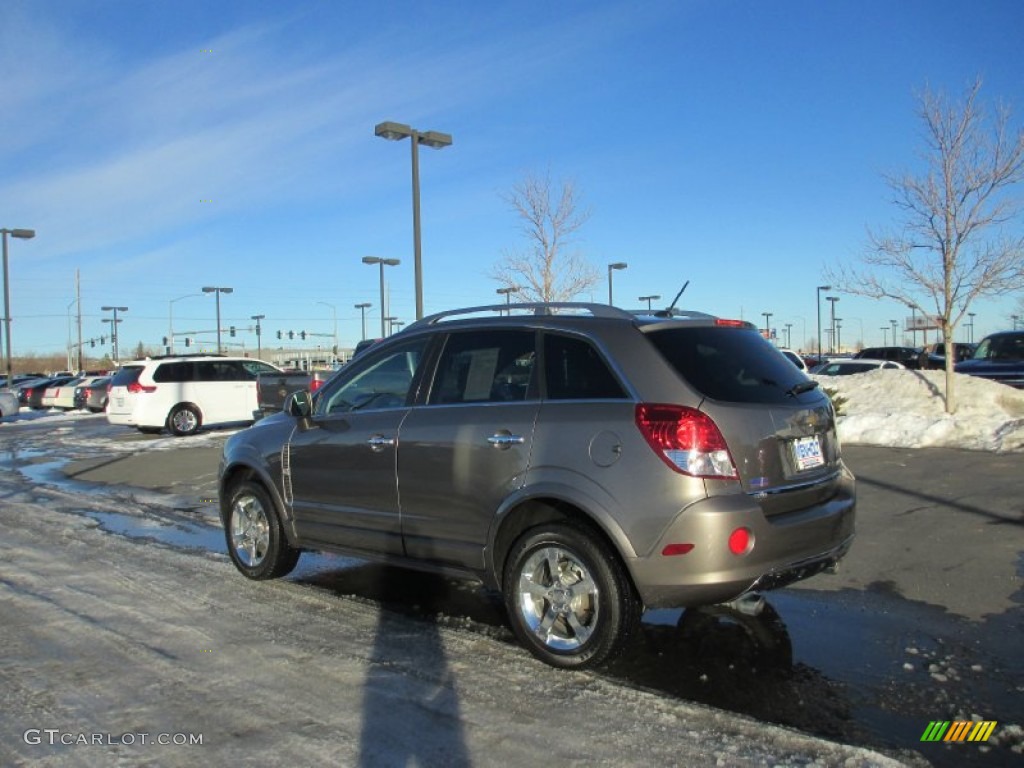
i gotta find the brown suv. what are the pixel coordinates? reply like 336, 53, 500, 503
218, 303, 855, 668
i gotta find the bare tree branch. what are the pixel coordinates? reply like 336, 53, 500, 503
491, 171, 600, 303
825, 78, 1024, 413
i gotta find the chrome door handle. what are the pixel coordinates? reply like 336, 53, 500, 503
487, 433, 525, 449
367, 435, 396, 452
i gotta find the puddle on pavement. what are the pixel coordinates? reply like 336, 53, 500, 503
78, 508, 224, 552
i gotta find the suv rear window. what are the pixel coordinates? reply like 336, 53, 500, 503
646, 326, 806, 404
110, 365, 144, 387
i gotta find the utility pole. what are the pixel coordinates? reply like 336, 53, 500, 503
76, 270, 83, 371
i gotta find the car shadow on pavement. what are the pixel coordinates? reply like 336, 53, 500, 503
855, 473, 1024, 527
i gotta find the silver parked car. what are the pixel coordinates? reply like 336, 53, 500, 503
218, 303, 856, 668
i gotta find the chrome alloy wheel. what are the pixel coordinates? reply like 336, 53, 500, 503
515, 546, 600, 651
231, 493, 270, 567
171, 408, 198, 434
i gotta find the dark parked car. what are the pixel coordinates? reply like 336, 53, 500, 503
918, 341, 977, 370
955, 331, 1024, 388
854, 346, 921, 369
219, 302, 855, 669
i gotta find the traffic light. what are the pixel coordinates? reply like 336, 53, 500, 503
100, 335, 106, 344
277, 330, 282, 339
90, 340, 95, 348
185, 337, 191, 347
288, 330, 294, 340
162, 336, 168, 345
300, 331, 306, 340
230, 326, 236, 337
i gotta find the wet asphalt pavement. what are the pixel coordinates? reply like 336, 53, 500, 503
4, 417, 1022, 766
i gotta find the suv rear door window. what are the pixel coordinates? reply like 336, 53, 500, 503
428, 330, 536, 404
153, 362, 192, 383
110, 365, 144, 387
646, 326, 806, 404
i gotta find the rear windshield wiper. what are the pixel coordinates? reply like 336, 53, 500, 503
787, 380, 820, 397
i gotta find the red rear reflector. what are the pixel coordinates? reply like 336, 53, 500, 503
728, 527, 753, 555
310, 379, 325, 393
127, 382, 156, 394
662, 543, 695, 556
635, 403, 737, 478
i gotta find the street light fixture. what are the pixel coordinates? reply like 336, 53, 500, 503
1, 227, 35, 382
496, 286, 520, 315
816, 285, 831, 360
251, 314, 265, 358
375, 120, 453, 321
202, 286, 233, 354
354, 302, 372, 341
826, 296, 840, 354
362, 257, 400, 337
101, 305, 128, 362
638, 294, 661, 311
607, 262, 627, 305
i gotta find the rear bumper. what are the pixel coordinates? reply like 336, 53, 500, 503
628, 465, 856, 609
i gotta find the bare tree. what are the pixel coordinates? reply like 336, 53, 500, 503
492, 172, 600, 303
826, 79, 1024, 412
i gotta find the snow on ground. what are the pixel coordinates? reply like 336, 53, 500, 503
812, 369, 1024, 452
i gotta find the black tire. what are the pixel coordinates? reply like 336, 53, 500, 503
167, 404, 201, 436
225, 480, 300, 580
503, 522, 640, 669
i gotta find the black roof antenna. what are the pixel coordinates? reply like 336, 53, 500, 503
663, 280, 690, 315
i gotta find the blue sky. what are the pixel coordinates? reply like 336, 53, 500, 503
2, 0, 1023, 361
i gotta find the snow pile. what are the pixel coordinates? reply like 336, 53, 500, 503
812, 369, 1024, 452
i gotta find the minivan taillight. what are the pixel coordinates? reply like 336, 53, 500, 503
127, 381, 156, 394
635, 403, 737, 479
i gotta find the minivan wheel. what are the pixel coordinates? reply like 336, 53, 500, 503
503, 522, 640, 669
226, 480, 299, 580
168, 404, 201, 436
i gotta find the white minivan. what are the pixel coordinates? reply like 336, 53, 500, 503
107, 355, 282, 436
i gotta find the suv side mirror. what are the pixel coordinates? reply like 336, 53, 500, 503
285, 390, 312, 420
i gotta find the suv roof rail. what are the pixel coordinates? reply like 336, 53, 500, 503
138, 353, 229, 361
407, 302, 638, 330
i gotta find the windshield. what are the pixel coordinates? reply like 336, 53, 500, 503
973, 333, 1024, 361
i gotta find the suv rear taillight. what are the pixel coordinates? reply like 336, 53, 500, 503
127, 381, 156, 394
310, 379, 325, 393
635, 403, 737, 479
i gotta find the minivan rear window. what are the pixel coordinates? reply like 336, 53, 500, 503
109, 366, 144, 387
646, 326, 809, 404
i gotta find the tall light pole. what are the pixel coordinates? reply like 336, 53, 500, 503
785, 322, 793, 349
2, 227, 35, 382
362, 257, 400, 338
826, 296, 840, 354
607, 262, 627, 305
101, 306, 128, 362
762, 312, 773, 340
169, 293, 201, 355
816, 285, 831, 360
251, 314, 265, 359
355, 303, 372, 341
881, 326, 889, 346
318, 301, 337, 356
639, 294, 661, 311
202, 286, 233, 353
496, 286, 519, 315
835, 318, 843, 353
967, 312, 976, 343
890, 319, 898, 345
375, 121, 452, 321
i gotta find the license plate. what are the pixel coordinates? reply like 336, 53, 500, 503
792, 435, 824, 471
